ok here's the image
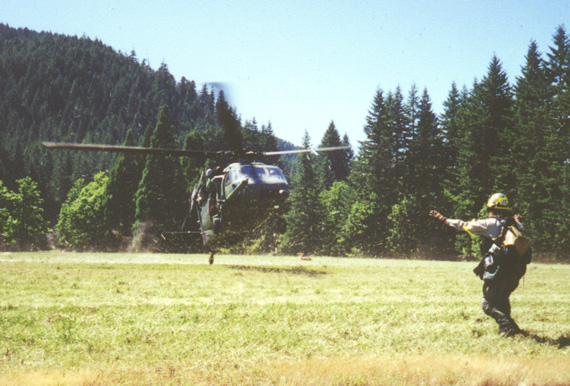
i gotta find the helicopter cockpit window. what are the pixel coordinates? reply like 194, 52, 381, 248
238, 165, 253, 178
226, 170, 235, 186
255, 166, 287, 183
237, 165, 287, 183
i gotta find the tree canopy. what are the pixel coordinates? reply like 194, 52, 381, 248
2, 23, 570, 260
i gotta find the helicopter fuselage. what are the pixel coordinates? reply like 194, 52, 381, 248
195, 162, 289, 247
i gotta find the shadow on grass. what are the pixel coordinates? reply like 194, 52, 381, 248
526, 332, 570, 349
228, 265, 327, 276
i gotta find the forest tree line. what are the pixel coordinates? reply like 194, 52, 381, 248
1, 24, 569, 260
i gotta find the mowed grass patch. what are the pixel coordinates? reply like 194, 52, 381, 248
1, 252, 569, 385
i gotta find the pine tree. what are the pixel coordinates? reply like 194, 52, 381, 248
242, 118, 260, 150
439, 82, 463, 185
316, 121, 349, 188
281, 131, 323, 254
216, 90, 243, 151
181, 127, 206, 189
456, 55, 514, 206
133, 105, 187, 251
450, 56, 514, 257
403, 84, 420, 191
388, 89, 440, 255
434, 83, 468, 255
386, 87, 408, 188
344, 89, 394, 255
538, 26, 570, 255
102, 129, 144, 241
260, 122, 281, 166
319, 180, 355, 256
513, 40, 551, 251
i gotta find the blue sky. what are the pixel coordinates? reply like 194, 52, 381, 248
2, 0, 569, 147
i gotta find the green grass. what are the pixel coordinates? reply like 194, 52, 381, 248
1, 252, 569, 385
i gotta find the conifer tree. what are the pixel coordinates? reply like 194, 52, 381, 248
538, 26, 570, 255
102, 129, 143, 241
342, 133, 354, 169
319, 180, 355, 256
455, 56, 514, 208
432, 83, 467, 254
242, 118, 260, 149
260, 122, 281, 166
316, 121, 349, 188
386, 87, 408, 186
344, 89, 394, 255
513, 40, 552, 250
388, 89, 440, 255
181, 127, 206, 189
449, 57, 514, 257
403, 84, 420, 190
216, 90, 243, 151
439, 82, 464, 187
133, 105, 186, 250
281, 131, 323, 254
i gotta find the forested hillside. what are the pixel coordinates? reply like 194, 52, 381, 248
0, 24, 290, 220
1, 24, 570, 259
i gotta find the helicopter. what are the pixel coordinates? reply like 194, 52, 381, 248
42, 142, 348, 263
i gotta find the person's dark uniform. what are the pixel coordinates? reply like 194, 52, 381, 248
430, 193, 531, 337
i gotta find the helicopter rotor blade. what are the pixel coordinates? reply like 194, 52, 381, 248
42, 142, 222, 158
43, 142, 350, 159
261, 146, 350, 156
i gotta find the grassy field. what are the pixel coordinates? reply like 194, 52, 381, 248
1, 252, 569, 385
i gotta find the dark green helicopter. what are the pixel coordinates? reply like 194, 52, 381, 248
43, 142, 348, 263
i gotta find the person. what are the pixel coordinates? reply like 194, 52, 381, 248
429, 193, 531, 337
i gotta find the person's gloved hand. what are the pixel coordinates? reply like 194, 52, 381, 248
429, 210, 447, 224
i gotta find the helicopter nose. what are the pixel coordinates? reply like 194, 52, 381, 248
279, 189, 289, 200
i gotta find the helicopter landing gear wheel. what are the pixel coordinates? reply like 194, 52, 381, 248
209, 253, 214, 265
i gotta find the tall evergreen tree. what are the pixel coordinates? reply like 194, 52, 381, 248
216, 90, 243, 151
403, 84, 420, 190
388, 89, 440, 255
102, 129, 144, 241
537, 26, 570, 255
181, 127, 206, 190
260, 122, 281, 166
439, 82, 463, 185
344, 89, 394, 255
242, 118, 260, 150
386, 87, 408, 189
455, 56, 514, 208
513, 40, 552, 251
281, 131, 323, 254
133, 105, 187, 250
319, 180, 355, 256
316, 121, 350, 188
449, 57, 514, 257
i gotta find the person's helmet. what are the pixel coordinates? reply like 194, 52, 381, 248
487, 193, 510, 211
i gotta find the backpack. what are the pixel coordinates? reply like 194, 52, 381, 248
503, 223, 531, 258
473, 217, 532, 279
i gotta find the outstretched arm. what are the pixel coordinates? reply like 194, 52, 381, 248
429, 210, 448, 224
429, 210, 479, 232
